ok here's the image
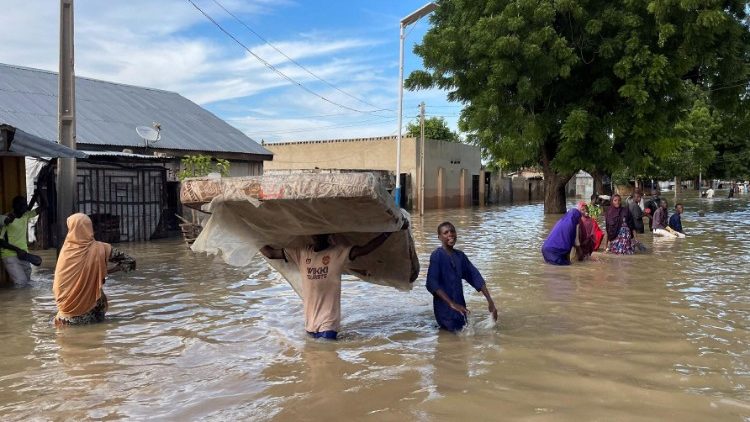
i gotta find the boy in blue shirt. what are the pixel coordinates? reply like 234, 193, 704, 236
426, 221, 498, 332
668, 203, 685, 234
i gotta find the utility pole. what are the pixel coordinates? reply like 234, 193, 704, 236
57, 0, 77, 247
419, 102, 425, 216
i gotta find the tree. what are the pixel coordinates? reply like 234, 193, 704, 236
406, 0, 749, 213
178, 155, 231, 181
709, 102, 750, 180
406, 116, 460, 142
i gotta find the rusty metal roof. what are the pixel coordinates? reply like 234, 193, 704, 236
0, 63, 272, 158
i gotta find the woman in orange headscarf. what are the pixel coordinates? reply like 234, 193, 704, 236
53, 213, 135, 325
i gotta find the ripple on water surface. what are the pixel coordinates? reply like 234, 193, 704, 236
0, 193, 748, 420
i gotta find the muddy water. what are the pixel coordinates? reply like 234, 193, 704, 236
0, 193, 748, 421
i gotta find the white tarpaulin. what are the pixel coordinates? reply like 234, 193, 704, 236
181, 173, 419, 296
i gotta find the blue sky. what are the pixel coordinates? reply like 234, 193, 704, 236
0, 0, 462, 143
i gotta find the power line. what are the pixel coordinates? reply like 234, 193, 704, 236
186, 0, 388, 115
226, 112, 366, 121
251, 117, 397, 136
210, 0, 392, 112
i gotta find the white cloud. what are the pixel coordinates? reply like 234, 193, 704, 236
0, 0, 460, 141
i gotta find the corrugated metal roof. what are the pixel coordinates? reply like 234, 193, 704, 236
0, 63, 273, 157
2, 125, 88, 158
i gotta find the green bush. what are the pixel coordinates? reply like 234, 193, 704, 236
177, 155, 231, 181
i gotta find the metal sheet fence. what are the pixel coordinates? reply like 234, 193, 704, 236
77, 164, 167, 242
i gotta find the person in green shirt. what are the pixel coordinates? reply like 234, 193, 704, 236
0, 192, 44, 284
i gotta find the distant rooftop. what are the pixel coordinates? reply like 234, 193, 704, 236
0, 63, 272, 158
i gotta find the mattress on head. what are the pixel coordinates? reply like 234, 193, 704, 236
181, 173, 419, 295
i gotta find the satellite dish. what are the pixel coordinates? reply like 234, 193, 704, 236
136, 123, 161, 147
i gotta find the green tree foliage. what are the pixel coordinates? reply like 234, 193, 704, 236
406, 0, 749, 213
643, 96, 720, 180
406, 116, 461, 142
710, 102, 750, 180
178, 155, 231, 181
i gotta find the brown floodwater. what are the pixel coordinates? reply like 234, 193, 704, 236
1, 192, 749, 421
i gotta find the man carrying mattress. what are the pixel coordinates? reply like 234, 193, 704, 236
261, 222, 409, 340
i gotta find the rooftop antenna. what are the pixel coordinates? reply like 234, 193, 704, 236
136, 122, 161, 149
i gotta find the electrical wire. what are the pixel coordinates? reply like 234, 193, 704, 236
225, 112, 375, 121
186, 0, 389, 115
251, 117, 397, 136
210, 0, 392, 112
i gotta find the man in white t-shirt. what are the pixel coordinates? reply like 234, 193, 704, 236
261, 222, 408, 340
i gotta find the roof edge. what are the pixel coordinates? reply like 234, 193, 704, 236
0, 62, 177, 95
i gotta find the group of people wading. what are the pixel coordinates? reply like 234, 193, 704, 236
3, 186, 692, 335
1, 195, 136, 326
541, 189, 687, 265
4, 194, 495, 337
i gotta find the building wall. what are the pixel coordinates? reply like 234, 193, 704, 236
0, 156, 26, 285
266, 136, 420, 205
0, 156, 25, 214
566, 170, 593, 199
228, 160, 263, 177
265, 136, 482, 210
422, 140, 482, 209
485, 173, 546, 205
265, 137, 417, 173
166, 158, 263, 182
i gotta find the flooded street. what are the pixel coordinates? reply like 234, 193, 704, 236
1, 193, 749, 421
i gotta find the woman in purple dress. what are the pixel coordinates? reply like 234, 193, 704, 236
541, 208, 583, 265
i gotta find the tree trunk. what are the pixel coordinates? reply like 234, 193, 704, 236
541, 164, 571, 214
540, 141, 573, 214
592, 170, 605, 197
542, 172, 569, 213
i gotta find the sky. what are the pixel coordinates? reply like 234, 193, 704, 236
0, 0, 463, 143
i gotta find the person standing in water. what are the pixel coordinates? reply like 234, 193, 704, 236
260, 223, 407, 340
54, 213, 136, 325
652, 199, 675, 237
668, 203, 687, 237
605, 194, 637, 254
541, 206, 583, 265
577, 202, 603, 259
627, 190, 645, 234
0, 192, 45, 284
644, 189, 661, 231
425, 221, 498, 332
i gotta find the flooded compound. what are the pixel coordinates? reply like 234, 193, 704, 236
1, 193, 749, 421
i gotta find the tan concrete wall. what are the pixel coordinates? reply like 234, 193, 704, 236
266, 137, 417, 173
422, 140, 482, 209
265, 136, 481, 210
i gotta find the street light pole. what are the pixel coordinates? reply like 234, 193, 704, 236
395, 2, 437, 208
419, 101, 425, 215
395, 23, 405, 207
